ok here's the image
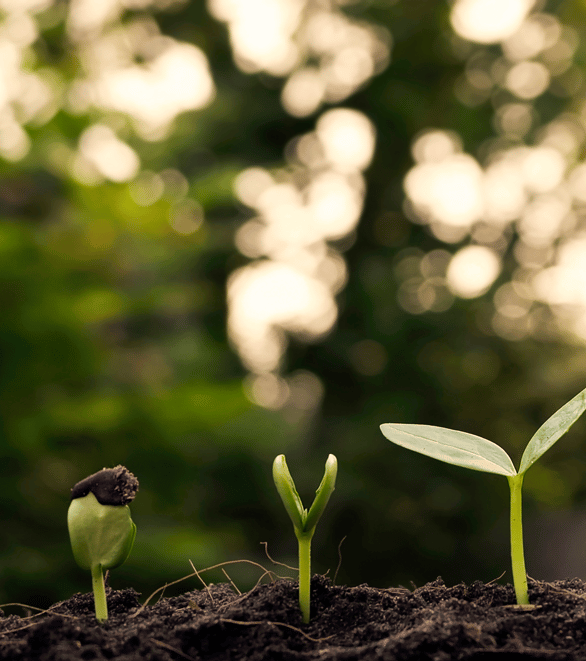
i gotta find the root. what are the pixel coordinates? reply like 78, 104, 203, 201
219, 618, 335, 642
0, 603, 77, 635
333, 535, 347, 586
131, 558, 289, 617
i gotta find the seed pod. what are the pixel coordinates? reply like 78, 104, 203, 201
67, 466, 138, 621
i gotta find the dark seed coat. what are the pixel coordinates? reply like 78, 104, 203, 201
71, 465, 139, 506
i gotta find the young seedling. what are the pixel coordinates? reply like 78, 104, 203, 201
273, 453, 337, 623
67, 465, 139, 622
380, 386, 586, 605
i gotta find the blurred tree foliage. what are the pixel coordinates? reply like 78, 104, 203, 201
2, 0, 586, 608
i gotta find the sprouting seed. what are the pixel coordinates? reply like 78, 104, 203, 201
67, 465, 139, 622
380, 386, 586, 605
273, 454, 337, 623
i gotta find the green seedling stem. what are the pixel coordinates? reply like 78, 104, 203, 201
67, 466, 139, 622
507, 473, 527, 604
273, 454, 337, 623
380, 386, 586, 605
91, 563, 108, 622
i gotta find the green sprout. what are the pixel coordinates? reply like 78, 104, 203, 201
67, 465, 139, 622
273, 454, 338, 623
380, 386, 586, 605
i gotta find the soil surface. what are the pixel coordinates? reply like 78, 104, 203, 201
2, 575, 586, 660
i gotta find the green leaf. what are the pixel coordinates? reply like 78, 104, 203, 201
304, 454, 338, 532
519, 386, 586, 475
68, 492, 136, 571
272, 454, 305, 531
273, 454, 338, 535
380, 424, 516, 476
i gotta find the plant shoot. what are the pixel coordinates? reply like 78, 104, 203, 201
380, 386, 586, 605
273, 453, 337, 623
67, 465, 139, 622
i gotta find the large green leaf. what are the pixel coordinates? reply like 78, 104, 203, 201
380, 424, 517, 476
519, 386, 586, 475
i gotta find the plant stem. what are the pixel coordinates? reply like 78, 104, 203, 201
507, 474, 529, 605
297, 531, 313, 624
91, 564, 108, 622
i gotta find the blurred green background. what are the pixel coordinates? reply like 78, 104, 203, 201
2, 0, 586, 608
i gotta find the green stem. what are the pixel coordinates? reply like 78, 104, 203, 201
297, 532, 313, 624
91, 564, 108, 622
507, 474, 529, 605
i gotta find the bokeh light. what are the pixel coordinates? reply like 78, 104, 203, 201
69, 17, 215, 139
405, 151, 484, 229
76, 124, 140, 183
228, 260, 337, 373
401, 0, 586, 347
446, 246, 501, 299
228, 107, 376, 392
209, 0, 390, 117
4, 0, 586, 375
451, 0, 535, 44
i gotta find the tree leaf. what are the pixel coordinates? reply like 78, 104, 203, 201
519, 386, 586, 475
380, 424, 517, 476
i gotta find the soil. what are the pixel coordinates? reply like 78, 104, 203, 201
2, 575, 586, 660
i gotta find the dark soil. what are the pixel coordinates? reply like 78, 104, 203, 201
2, 575, 586, 660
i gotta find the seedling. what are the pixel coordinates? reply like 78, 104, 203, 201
67, 465, 139, 622
273, 454, 337, 623
380, 386, 586, 605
